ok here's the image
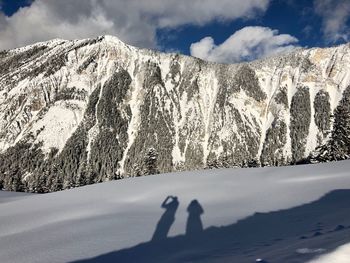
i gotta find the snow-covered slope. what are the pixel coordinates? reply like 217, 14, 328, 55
309, 243, 350, 263
0, 189, 33, 203
0, 36, 350, 192
1, 161, 350, 262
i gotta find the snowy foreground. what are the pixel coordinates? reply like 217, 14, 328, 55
1, 161, 350, 263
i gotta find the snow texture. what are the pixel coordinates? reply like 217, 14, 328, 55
308, 243, 350, 263
1, 160, 350, 262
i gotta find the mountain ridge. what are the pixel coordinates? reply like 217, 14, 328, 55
0, 35, 349, 192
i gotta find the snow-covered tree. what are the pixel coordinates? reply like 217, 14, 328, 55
52, 175, 63, 192
329, 103, 350, 157
312, 98, 350, 162
11, 172, 24, 192
33, 174, 48, 193
144, 147, 159, 175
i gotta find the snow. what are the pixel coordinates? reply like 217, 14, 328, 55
31, 100, 85, 153
308, 243, 350, 263
1, 161, 350, 262
256, 66, 280, 159
2, 38, 350, 261
0, 190, 33, 204
257, 110, 274, 158
199, 72, 219, 163
117, 66, 145, 175
305, 83, 319, 155
171, 80, 190, 165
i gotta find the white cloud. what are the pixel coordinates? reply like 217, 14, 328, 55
314, 0, 350, 42
190, 26, 299, 63
0, 0, 270, 50
307, 243, 350, 263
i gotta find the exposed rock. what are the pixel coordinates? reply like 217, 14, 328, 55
0, 36, 350, 192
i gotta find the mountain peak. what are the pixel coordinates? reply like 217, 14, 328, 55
100, 34, 123, 43
0, 36, 350, 192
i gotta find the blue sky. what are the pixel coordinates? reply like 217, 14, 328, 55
0, 0, 33, 16
157, 1, 319, 53
0, 0, 349, 63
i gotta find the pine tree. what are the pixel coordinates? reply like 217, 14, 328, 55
78, 173, 87, 186
312, 101, 350, 162
132, 163, 143, 177
218, 154, 230, 168
144, 147, 159, 175
248, 158, 260, 168
11, 172, 24, 192
63, 174, 74, 190
106, 171, 119, 181
3, 174, 11, 191
206, 159, 220, 169
51, 175, 63, 191
34, 174, 47, 193
328, 104, 350, 159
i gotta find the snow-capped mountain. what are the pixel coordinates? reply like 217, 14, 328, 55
0, 35, 349, 191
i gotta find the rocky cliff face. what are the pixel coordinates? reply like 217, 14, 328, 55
0, 35, 349, 192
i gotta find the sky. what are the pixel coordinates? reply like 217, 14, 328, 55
0, 0, 349, 63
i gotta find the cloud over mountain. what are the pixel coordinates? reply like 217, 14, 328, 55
314, 0, 350, 42
190, 26, 299, 63
0, 0, 270, 50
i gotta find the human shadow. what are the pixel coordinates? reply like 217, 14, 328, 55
151, 196, 179, 241
186, 199, 204, 237
71, 189, 350, 263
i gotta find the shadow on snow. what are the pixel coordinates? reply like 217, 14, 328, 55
72, 189, 350, 263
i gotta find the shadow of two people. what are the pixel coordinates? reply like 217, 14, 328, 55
151, 196, 204, 241
70, 189, 350, 263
